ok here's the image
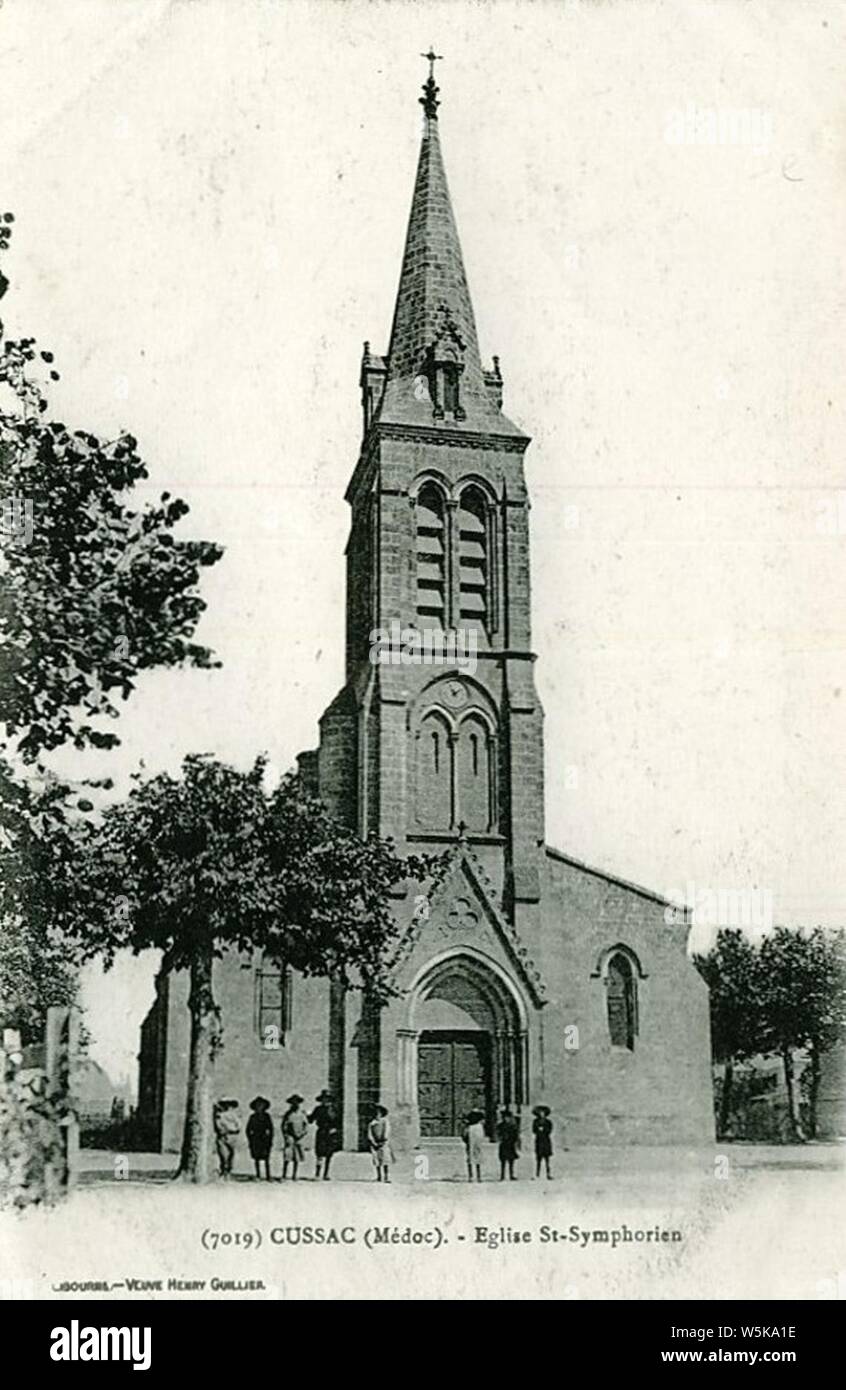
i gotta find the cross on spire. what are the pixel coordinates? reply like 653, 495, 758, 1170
419, 48, 443, 119
421, 48, 443, 81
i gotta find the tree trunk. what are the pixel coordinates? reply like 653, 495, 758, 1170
807, 1040, 821, 1141
177, 944, 221, 1182
718, 1059, 734, 1138
781, 1044, 802, 1142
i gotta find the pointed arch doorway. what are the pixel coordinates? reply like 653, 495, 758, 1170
400, 949, 528, 1140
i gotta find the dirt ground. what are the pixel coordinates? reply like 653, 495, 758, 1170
2, 1142, 843, 1301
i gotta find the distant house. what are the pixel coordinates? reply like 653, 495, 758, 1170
717, 1047, 845, 1142
75, 1058, 128, 1122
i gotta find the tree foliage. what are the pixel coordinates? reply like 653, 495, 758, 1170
0, 210, 222, 1039
694, 928, 765, 1065
696, 925, 846, 1140
758, 926, 846, 1060
65, 755, 441, 1179
69, 757, 434, 992
0, 764, 81, 1042
759, 925, 846, 1138
0, 1071, 68, 1210
694, 928, 767, 1138
0, 212, 222, 762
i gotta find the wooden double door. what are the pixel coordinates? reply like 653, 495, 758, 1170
418, 1030, 492, 1137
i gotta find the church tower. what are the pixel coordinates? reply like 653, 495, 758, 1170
319, 60, 545, 945
310, 59, 556, 1150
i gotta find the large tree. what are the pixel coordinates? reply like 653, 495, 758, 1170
0, 211, 222, 1035
66, 755, 437, 1182
697, 925, 846, 1142
0, 214, 222, 763
759, 926, 846, 1141
694, 928, 766, 1137
804, 928, 846, 1138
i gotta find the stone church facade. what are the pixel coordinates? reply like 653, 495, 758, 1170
138, 70, 714, 1155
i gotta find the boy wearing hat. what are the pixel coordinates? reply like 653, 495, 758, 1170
308, 1090, 340, 1180
367, 1104, 393, 1182
281, 1094, 308, 1181
246, 1096, 273, 1181
461, 1109, 486, 1182
213, 1099, 241, 1180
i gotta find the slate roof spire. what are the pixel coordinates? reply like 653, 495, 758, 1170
373, 56, 523, 436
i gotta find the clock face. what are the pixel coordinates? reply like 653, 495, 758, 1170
444, 679, 467, 708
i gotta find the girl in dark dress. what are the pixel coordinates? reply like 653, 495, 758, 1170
496, 1105, 520, 1181
532, 1105, 553, 1180
246, 1096, 273, 1180
308, 1089, 340, 1180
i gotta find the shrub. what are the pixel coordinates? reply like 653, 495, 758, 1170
0, 1073, 68, 1208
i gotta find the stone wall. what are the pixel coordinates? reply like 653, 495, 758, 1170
154, 953, 335, 1154
537, 850, 714, 1144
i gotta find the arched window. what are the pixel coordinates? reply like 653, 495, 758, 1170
415, 483, 446, 628
416, 710, 453, 829
256, 953, 291, 1049
457, 486, 489, 631
412, 683, 500, 836
443, 363, 460, 415
455, 712, 493, 831
606, 952, 637, 1050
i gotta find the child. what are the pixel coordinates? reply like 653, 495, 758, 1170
532, 1104, 553, 1180
213, 1099, 241, 1180
281, 1093, 308, 1181
308, 1090, 340, 1180
497, 1105, 520, 1181
246, 1096, 273, 1180
462, 1109, 485, 1182
367, 1104, 393, 1182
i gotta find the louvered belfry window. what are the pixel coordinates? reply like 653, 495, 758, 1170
458, 486, 488, 629
416, 483, 446, 627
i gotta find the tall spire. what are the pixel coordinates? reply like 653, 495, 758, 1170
375, 56, 517, 433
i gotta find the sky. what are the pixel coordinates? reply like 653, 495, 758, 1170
1, 0, 844, 1088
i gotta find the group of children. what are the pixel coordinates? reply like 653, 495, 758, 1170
214, 1093, 556, 1181
213, 1089, 341, 1181
462, 1104, 556, 1181
213, 1090, 394, 1181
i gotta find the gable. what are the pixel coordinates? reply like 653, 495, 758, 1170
392, 845, 546, 1005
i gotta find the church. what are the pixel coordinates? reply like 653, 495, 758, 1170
138, 65, 714, 1155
